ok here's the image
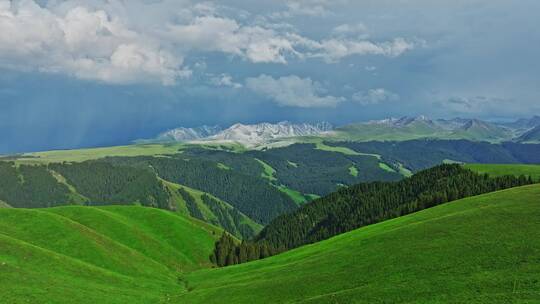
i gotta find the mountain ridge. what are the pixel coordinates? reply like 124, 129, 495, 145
143, 116, 540, 147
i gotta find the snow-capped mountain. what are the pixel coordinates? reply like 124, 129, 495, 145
156, 125, 222, 142
146, 116, 540, 146
206, 121, 333, 145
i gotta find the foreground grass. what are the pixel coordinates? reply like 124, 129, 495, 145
465, 164, 540, 182
1, 185, 539, 303
178, 184, 540, 303
0, 206, 221, 304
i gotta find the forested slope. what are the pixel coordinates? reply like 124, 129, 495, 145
0, 160, 261, 239
248, 143, 402, 196
257, 164, 532, 249
103, 155, 298, 225
326, 140, 540, 171
211, 164, 533, 265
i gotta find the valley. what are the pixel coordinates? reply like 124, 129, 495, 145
181, 184, 540, 303
1, 118, 540, 303
1, 183, 538, 303
2, 2, 539, 303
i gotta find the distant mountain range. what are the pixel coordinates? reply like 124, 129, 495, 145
334, 116, 540, 143
148, 121, 333, 146
205, 122, 333, 146
145, 116, 540, 146
156, 125, 223, 142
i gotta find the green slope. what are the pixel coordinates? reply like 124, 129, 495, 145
178, 184, 540, 303
161, 179, 263, 238
465, 163, 540, 182
0, 159, 261, 239
9, 143, 187, 165
0, 206, 221, 304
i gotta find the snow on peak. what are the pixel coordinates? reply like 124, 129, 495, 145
157, 125, 222, 142
207, 121, 333, 145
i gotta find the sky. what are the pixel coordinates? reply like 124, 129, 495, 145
1, 0, 539, 153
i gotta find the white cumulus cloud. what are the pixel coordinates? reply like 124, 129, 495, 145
0, 0, 188, 85
299, 37, 417, 62
0, 0, 419, 85
166, 15, 298, 64
246, 74, 345, 108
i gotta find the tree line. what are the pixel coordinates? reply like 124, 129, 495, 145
210, 164, 533, 267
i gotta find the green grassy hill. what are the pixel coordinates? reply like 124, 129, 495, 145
0, 206, 221, 304
178, 184, 540, 303
1, 185, 539, 303
8, 143, 187, 165
465, 163, 540, 181
0, 159, 262, 239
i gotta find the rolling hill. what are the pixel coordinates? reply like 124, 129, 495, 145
1, 169, 539, 303
178, 184, 540, 303
2, 138, 539, 242
465, 163, 540, 182
0, 206, 222, 304
0, 160, 261, 239
3, 184, 537, 303
248, 164, 532, 253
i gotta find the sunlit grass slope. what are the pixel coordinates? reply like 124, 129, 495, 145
179, 184, 540, 303
465, 163, 540, 181
0, 206, 221, 304
8, 142, 247, 165
10, 144, 186, 164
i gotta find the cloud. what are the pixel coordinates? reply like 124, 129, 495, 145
352, 88, 399, 105
439, 96, 517, 115
0, 1, 189, 85
210, 73, 242, 88
272, 0, 343, 18
0, 0, 418, 85
297, 37, 418, 62
166, 15, 298, 64
332, 23, 368, 38
246, 74, 344, 107
285, 0, 331, 17
166, 15, 416, 64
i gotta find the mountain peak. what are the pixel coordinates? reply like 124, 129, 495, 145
204, 121, 333, 146
394, 115, 434, 127
156, 125, 222, 142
